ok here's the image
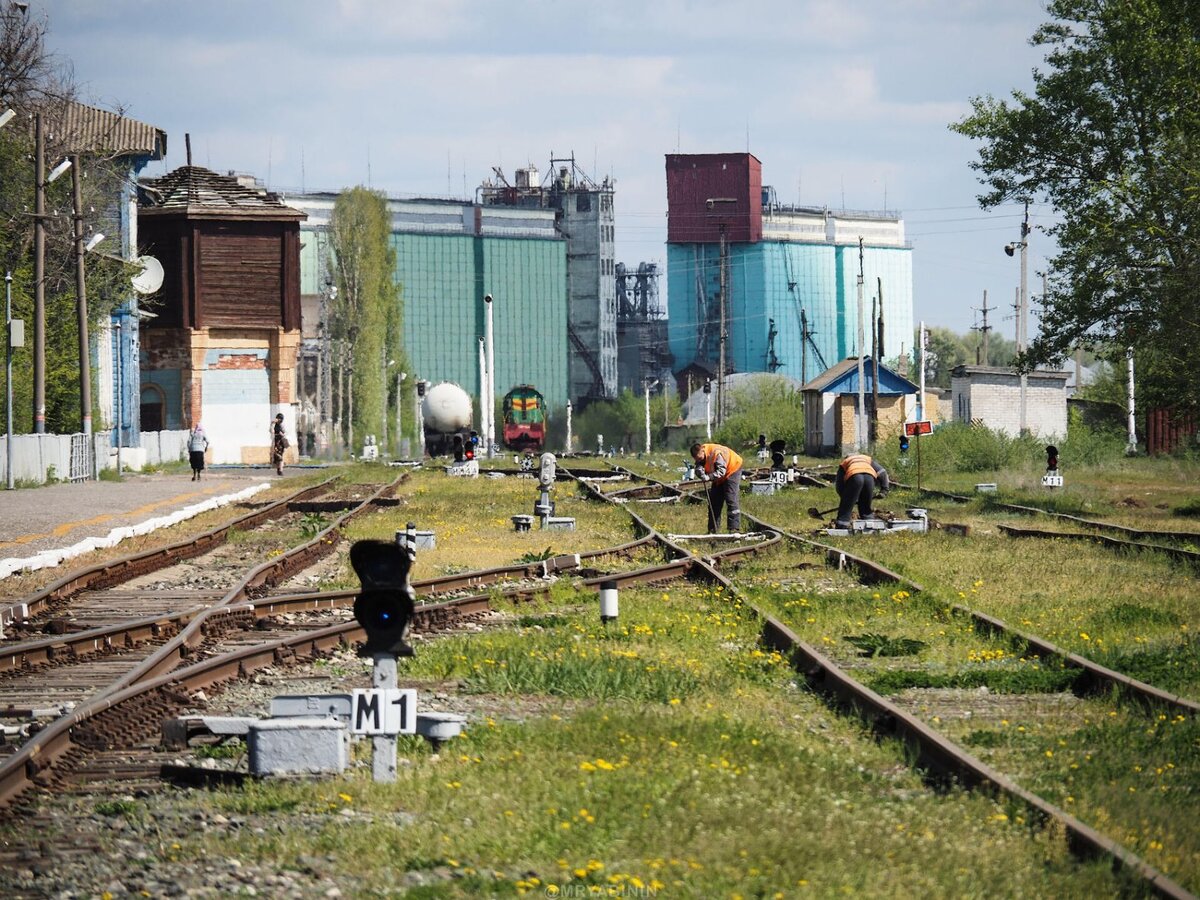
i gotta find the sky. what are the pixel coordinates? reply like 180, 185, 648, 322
40, 0, 1057, 338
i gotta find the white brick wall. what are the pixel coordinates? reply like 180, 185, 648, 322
951, 369, 1068, 439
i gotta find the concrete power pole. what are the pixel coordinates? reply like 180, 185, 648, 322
33, 114, 45, 433
855, 238, 866, 450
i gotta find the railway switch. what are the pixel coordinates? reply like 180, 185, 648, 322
350, 538, 415, 657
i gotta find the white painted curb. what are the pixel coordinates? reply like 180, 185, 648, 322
0, 484, 272, 581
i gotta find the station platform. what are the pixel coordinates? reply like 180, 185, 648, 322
0, 466, 306, 580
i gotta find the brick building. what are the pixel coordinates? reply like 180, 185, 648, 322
801, 359, 934, 456
137, 167, 305, 464
950, 365, 1069, 439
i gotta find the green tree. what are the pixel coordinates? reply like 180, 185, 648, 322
952, 0, 1200, 414
327, 187, 402, 456
714, 375, 804, 452
1, 4, 134, 435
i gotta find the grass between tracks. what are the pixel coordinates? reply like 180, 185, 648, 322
169, 584, 1126, 897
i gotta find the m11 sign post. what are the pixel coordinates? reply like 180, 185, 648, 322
905, 420, 933, 492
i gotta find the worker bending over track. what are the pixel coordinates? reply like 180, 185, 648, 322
691, 442, 744, 534
835, 453, 890, 529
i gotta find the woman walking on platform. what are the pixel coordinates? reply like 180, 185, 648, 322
188, 424, 209, 480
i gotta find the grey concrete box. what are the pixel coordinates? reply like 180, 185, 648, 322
248, 717, 348, 776
416, 712, 467, 743
749, 481, 776, 495
543, 516, 575, 530
397, 530, 436, 550
270, 694, 353, 721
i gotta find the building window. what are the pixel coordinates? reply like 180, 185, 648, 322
140, 384, 167, 432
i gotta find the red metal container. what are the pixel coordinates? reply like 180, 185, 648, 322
665, 153, 762, 244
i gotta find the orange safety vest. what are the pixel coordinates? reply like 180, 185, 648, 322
840, 454, 876, 478
698, 443, 743, 481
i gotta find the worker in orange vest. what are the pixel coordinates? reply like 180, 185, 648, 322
835, 453, 890, 528
691, 442, 744, 533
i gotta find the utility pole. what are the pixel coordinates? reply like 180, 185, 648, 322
6, 270, 14, 490
1004, 203, 1030, 434
484, 293, 495, 457
870, 294, 878, 443
973, 290, 992, 366
1126, 346, 1137, 454
71, 156, 93, 441
800, 308, 809, 386
855, 238, 866, 450
1018, 203, 1029, 435
874, 277, 884, 442
33, 113, 45, 434
717, 225, 728, 426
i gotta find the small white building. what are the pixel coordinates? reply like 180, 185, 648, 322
950, 365, 1069, 438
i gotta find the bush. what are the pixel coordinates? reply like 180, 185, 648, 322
872, 421, 1038, 475
713, 376, 805, 454
1058, 407, 1127, 466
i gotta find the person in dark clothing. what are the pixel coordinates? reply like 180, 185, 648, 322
271, 413, 287, 475
187, 424, 208, 481
834, 453, 890, 528
691, 441, 745, 533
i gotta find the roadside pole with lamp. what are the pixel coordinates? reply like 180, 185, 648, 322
32, 117, 73, 435
396, 370, 406, 457
114, 319, 123, 476
5, 270, 21, 490
643, 380, 657, 453
1005, 203, 1031, 435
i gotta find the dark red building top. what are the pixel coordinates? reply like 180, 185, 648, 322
665, 153, 762, 244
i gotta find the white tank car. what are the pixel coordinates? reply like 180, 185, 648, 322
421, 382, 474, 455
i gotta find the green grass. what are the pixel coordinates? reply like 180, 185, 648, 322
173, 584, 1125, 897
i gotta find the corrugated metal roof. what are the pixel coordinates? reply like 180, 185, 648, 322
140, 166, 306, 220
46, 101, 166, 158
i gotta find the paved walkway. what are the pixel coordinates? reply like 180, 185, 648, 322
0, 467, 304, 569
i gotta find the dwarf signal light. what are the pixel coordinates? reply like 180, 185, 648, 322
899, 433, 910, 454
769, 439, 786, 470
1046, 445, 1059, 471
350, 538, 415, 656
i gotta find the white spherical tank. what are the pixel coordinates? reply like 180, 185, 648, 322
421, 382, 473, 434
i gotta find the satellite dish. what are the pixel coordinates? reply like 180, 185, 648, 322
131, 255, 164, 295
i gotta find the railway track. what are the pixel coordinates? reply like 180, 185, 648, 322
593, 464, 1196, 898
0, 462, 1194, 897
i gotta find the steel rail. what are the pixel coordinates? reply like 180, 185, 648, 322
583, 470, 1192, 898
0, 475, 406, 807
0, 476, 759, 810
0, 518, 754, 809
2, 477, 341, 624
0, 533, 663, 678
998, 523, 1200, 567
904, 483, 1200, 545
742, 512, 1199, 717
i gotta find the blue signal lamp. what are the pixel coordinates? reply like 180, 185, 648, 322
350, 539, 415, 657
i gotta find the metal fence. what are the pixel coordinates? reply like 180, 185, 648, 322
0, 430, 189, 486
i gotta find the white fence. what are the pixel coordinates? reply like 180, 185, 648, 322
0, 430, 189, 486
